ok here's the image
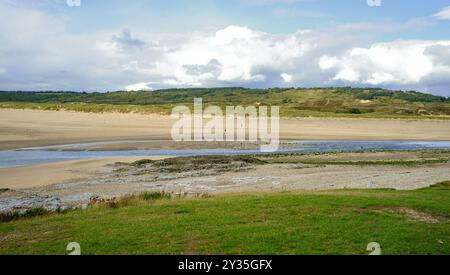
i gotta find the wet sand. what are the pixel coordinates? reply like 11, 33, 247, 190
0, 150, 448, 193
1, 109, 450, 150
0, 156, 168, 189
1, 153, 449, 208
1, 108, 449, 193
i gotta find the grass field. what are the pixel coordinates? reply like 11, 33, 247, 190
1, 183, 449, 255
1, 87, 449, 119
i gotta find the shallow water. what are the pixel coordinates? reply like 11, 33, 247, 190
1, 140, 450, 169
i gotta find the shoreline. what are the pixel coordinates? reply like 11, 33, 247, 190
1, 108, 450, 151
0, 156, 169, 190
1, 151, 449, 205
1, 108, 449, 193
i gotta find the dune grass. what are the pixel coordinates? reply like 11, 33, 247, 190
0, 184, 449, 255
1, 87, 449, 119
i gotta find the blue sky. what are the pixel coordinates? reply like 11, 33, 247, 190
29, 0, 450, 38
25, 0, 450, 37
1, 0, 450, 95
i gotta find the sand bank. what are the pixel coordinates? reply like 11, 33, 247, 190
0, 156, 168, 189
1, 109, 450, 150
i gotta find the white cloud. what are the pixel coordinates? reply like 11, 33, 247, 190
125, 82, 153, 91
1, 3, 450, 96
434, 6, 450, 20
366, 72, 395, 85
333, 68, 361, 82
281, 73, 293, 83
319, 41, 450, 87
156, 25, 311, 86
318, 56, 339, 70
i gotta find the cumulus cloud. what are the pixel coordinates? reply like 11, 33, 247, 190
319, 41, 450, 87
434, 6, 450, 20
1, 2, 450, 96
155, 25, 312, 86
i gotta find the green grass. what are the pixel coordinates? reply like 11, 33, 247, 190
0, 185, 449, 255
1, 87, 449, 119
140, 191, 172, 201
428, 181, 450, 190
0, 208, 49, 223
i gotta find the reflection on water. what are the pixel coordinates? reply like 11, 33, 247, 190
1, 140, 450, 169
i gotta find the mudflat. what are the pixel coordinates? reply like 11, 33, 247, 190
1, 109, 450, 150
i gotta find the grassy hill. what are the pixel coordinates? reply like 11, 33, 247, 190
1, 87, 449, 119
1, 184, 449, 255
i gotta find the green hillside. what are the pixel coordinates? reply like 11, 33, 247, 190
1, 87, 449, 119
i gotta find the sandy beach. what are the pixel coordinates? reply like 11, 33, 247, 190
1, 109, 450, 150
1, 108, 450, 192
0, 156, 168, 190
0, 108, 449, 225
1, 152, 449, 210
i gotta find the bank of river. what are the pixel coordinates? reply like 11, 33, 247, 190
1, 140, 450, 169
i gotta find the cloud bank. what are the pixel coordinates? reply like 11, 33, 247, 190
0, 3, 449, 96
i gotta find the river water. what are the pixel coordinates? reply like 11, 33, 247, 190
1, 140, 450, 169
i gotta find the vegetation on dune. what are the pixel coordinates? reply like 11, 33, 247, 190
1, 87, 449, 119
0, 185, 449, 255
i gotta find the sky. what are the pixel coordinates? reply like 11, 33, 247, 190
0, 0, 450, 95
